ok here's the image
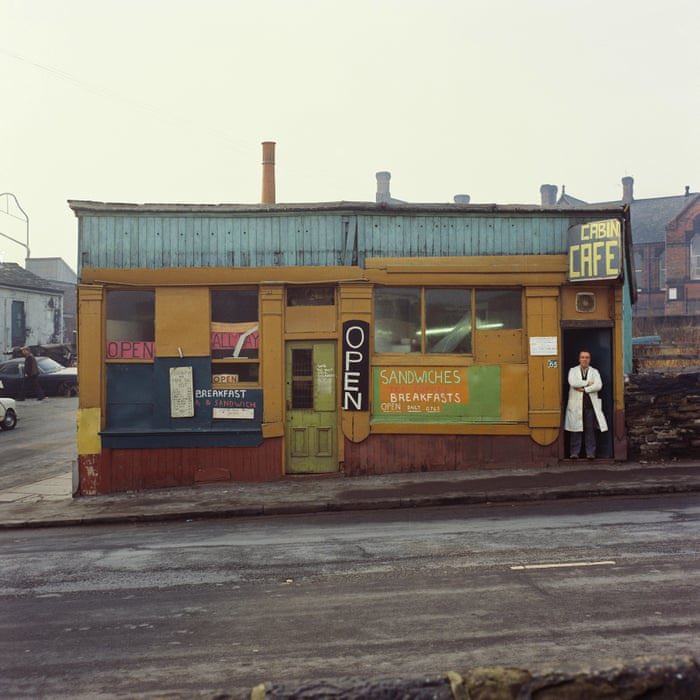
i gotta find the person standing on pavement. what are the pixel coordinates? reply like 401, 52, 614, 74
21, 347, 45, 401
565, 349, 607, 459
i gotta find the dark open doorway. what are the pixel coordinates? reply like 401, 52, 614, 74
562, 327, 614, 458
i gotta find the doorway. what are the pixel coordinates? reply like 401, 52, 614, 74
285, 341, 338, 473
11, 300, 26, 347
562, 327, 614, 458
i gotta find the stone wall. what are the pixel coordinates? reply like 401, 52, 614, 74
625, 371, 700, 459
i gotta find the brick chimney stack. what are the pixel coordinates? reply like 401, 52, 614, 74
261, 141, 276, 204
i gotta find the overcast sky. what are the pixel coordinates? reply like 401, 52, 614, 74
1, 0, 698, 270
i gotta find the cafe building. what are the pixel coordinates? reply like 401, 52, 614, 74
70, 169, 635, 495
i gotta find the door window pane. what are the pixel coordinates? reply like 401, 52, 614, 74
211, 290, 259, 359
475, 289, 522, 330
374, 287, 421, 353
425, 289, 472, 354
291, 349, 314, 408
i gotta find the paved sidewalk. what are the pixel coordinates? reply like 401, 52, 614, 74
0, 460, 699, 530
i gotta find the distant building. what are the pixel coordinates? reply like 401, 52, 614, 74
0, 263, 64, 356
25, 258, 78, 345
540, 178, 700, 325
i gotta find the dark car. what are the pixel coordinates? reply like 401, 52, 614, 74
0, 357, 78, 398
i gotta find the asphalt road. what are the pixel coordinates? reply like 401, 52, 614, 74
0, 396, 76, 490
1, 494, 698, 698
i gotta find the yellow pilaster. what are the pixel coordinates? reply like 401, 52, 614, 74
260, 285, 284, 432
77, 284, 104, 454
526, 287, 561, 445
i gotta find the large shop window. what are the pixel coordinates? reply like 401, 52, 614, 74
105, 290, 155, 360
374, 287, 522, 355
375, 287, 479, 354
211, 289, 259, 385
475, 289, 522, 330
374, 287, 421, 353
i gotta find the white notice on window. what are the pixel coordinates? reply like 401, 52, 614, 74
529, 336, 558, 356
213, 407, 255, 419
169, 366, 195, 418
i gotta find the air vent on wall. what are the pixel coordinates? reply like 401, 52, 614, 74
575, 292, 596, 313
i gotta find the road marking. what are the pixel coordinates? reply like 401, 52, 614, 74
510, 560, 616, 571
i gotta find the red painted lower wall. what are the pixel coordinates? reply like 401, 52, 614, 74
343, 434, 560, 475
79, 439, 283, 495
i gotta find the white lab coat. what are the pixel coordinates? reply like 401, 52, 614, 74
564, 365, 608, 433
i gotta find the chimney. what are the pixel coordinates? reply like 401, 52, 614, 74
622, 176, 634, 204
685, 185, 690, 197
540, 184, 558, 207
261, 141, 276, 204
376, 171, 391, 203
453, 194, 471, 204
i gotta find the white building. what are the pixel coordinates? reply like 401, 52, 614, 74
0, 262, 64, 357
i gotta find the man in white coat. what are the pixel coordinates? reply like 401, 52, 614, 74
565, 349, 608, 459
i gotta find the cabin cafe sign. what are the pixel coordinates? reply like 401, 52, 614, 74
568, 219, 622, 282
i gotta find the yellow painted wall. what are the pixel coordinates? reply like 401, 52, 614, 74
77, 407, 102, 455
155, 287, 211, 357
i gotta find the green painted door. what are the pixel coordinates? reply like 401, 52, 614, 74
286, 341, 338, 473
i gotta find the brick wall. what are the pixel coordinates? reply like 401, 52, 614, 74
625, 371, 700, 459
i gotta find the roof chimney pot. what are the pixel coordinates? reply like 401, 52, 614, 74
622, 176, 634, 204
376, 171, 391, 203
540, 184, 558, 207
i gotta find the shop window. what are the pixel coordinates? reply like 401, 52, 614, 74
691, 233, 700, 280
475, 289, 522, 330
211, 289, 259, 386
105, 290, 155, 360
211, 290, 259, 360
374, 287, 421, 353
287, 286, 335, 306
425, 289, 472, 354
374, 287, 522, 356
634, 250, 644, 290
658, 250, 667, 290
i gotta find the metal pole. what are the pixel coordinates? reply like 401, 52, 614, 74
0, 192, 30, 259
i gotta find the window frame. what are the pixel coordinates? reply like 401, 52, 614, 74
691, 233, 700, 281
104, 288, 156, 363
373, 286, 524, 357
210, 287, 261, 388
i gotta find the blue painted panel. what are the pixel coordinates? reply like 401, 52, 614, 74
101, 430, 263, 449
79, 210, 598, 271
106, 364, 155, 429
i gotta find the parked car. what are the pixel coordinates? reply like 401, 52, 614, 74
0, 357, 78, 398
0, 381, 18, 429
7, 343, 75, 367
